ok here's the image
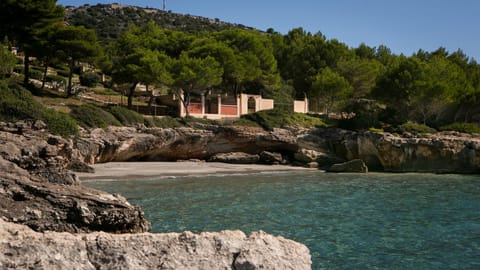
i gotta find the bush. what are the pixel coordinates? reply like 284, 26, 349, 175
439, 122, 480, 134
107, 106, 144, 126
57, 69, 70, 77
145, 116, 184, 128
70, 104, 121, 128
399, 121, 436, 134
46, 74, 66, 85
0, 80, 78, 137
0, 80, 44, 121
79, 72, 100, 87
242, 108, 327, 130
42, 109, 78, 137
29, 69, 44, 80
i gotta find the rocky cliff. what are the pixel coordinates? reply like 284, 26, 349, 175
75, 124, 480, 174
0, 219, 311, 270
299, 128, 480, 173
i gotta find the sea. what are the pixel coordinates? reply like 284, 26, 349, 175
84, 171, 480, 270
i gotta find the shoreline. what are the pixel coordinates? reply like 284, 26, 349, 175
77, 161, 319, 181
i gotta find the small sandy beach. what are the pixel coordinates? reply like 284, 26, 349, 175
77, 161, 318, 181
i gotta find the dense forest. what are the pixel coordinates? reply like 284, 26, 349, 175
1, 1, 480, 134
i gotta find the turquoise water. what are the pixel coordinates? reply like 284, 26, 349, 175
85, 172, 480, 269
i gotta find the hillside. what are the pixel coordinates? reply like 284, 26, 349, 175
64, 4, 255, 43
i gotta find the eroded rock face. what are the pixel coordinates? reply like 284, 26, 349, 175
0, 219, 312, 270
75, 125, 299, 164
0, 156, 150, 233
297, 128, 480, 173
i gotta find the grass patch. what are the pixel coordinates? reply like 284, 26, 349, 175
369, 127, 384, 133
439, 122, 480, 134
399, 121, 436, 134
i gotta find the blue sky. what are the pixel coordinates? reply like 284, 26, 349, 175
58, 0, 480, 61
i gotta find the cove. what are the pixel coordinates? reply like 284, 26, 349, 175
85, 171, 480, 269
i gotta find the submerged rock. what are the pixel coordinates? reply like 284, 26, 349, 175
0, 219, 312, 270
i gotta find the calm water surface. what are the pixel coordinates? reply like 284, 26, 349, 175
85, 172, 480, 269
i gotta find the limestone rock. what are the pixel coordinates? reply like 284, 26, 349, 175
0, 156, 150, 233
327, 159, 368, 173
259, 151, 283, 164
0, 220, 312, 270
209, 152, 260, 164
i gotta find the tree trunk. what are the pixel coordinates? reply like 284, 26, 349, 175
147, 85, 154, 110
23, 54, 30, 86
41, 59, 49, 90
127, 82, 138, 109
66, 59, 74, 97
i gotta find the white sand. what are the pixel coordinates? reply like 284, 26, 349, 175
77, 162, 317, 181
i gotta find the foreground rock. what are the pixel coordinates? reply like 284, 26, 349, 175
0, 219, 312, 270
0, 156, 150, 233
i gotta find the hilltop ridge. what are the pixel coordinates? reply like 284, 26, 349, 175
64, 3, 256, 42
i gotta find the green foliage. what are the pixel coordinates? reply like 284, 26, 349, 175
145, 116, 184, 128
70, 104, 121, 128
57, 69, 70, 77
93, 88, 120, 95
29, 69, 44, 80
310, 67, 353, 113
0, 43, 16, 77
242, 108, 327, 130
64, 4, 249, 44
0, 80, 78, 136
0, 80, 44, 120
46, 74, 66, 85
368, 127, 384, 133
439, 122, 480, 134
79, 72, 100, 87
42, 108, 78, 137
107, 106, 144, 126
399, 121, 436, 134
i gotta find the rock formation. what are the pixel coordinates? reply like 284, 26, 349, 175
73, 124, 480, 174
299, 128, 480, 173
0, 121, 150, 233
0, 219, 312, 270
327, 159, 368, 173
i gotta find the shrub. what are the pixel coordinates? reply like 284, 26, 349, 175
145, 116, 184, 128
70, 104, 121, 128
29, 69, 44, 80
57, 69, 70, 77
42, 109, 78, 137
0, 80, 78, 137
399, 121, 436, 134
79, 72, 100, 87
46, 74, 66, 85
439, 122, 480, 134
242, 108, 327, 130
0, 80, 44, 121
107, 106, 144, 126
